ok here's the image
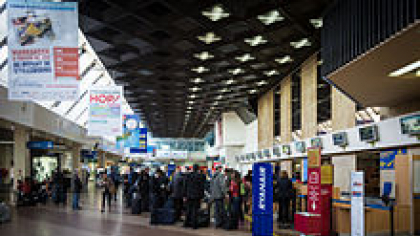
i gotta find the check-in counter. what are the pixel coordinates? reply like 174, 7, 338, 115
332, 198, 411, 235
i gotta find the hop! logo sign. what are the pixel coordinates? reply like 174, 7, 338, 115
90, 94, 120, 104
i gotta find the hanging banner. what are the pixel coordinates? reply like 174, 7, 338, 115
351, 171, 365, 236
7, 0, 79, 101
138, 128, 148, 153
88, 86, 122, 136
123, 114, 140, 148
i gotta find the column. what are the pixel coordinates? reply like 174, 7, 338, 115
280, 76, 292, 143
301, 55, 318, 138
13, 126, 30, 181
258, 89, 274, 149
331, 88, 356, 131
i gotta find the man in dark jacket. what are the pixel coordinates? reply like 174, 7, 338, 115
277, 171, 293, 227
170, 167, 185, 222
140, 168, 150, 211
72, 172, 82, 210
184, 164, 205, 229
150, 169, 167, 210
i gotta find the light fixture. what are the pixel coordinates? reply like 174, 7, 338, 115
244, 35, 268, 46
190, 87, 201, 92
197, 32, 221, 44
189, 94, 197, 99
275, 55, 293, 64
226, 79, 235, 85
202, 4, 230, 21
220, 88, 229, 93
194, 51, 214, 60
213, 101, 219, 105
216, 95, 223, 100
310, 18, 323, 28
256, 80, 267, 86
236, 53, 255, 62
388, 60, 420, 77
191, 66, 209, 73
228, 68, 245, 75
191, 77, 204, 83
188, 100, 195, 104
290, 38, 311, 49
257, 10, 284, 25
249, 89, 258, 94
264, 70, 279, 76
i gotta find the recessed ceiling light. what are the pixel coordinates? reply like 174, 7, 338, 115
191, 77, 204, 83
226, 79, 235, 85
275, 55, 293, 64
228, 68, 245, 75
257, 10, 284, 25
202, 4, 230, 21
189, 94, 197, 99
194, 51, 214, 60
256, 80, 267, 86
220, 88, 229, 93
190, 86, 201, 92
186, 110, 191, 113
290, 38, 311, 49
236, 53, 255, 62
249, 89, 258, 94
216, 95, 223, 100
244, 35, 268, 46
187, 106, 193, 110
389, 60, 420, 77
197, 32, 221, 44
310, 18, 323, 28
191, 66, 209, 73
213, 101, 219, 105
188, 100, 195, 104
264, 70, 279, 76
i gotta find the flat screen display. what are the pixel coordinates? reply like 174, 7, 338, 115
332, 132, 348, 147
400, 114, 420, 135
359, 125, 379, 142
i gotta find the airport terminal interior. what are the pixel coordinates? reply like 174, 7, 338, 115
0, 0, 419, 236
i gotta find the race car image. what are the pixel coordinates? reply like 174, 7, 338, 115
11, 11, 55, 46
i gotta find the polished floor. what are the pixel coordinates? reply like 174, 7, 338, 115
0, 186, 250, 236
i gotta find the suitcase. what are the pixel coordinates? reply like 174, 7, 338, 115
0, 202, 11, 223
131, 197, 142, 215
150, 208, 175, 225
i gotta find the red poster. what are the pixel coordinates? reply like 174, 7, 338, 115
308, 167, 321, 214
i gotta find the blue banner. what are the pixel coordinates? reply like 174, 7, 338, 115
27, 141, 53, 149
139, 128, 148, 153
252, 162, 273, 236
167, 164, 176, 178
123, 114, 140, 148
380, 148, 407, 170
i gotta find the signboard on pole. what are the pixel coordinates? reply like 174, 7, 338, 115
252, 162, 273, 236
307, 147, 322, 214
7, 0, 79, 101
88, 86, 123, 136
351, 171, 365, 236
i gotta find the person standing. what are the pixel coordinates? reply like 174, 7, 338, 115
72, 171, 82, 210
229, 171, 241, 230
210, 166, 227, 228
184, 164, 205, 229
101, 174, 112, 212
140, 168, 150, 212
276, 171, 293, 228
170, 167, 185, 222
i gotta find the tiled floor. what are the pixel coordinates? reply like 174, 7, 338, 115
0, 186, 250, 236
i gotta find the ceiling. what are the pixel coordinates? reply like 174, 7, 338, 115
79, 0, 333, 138
328, 22, 420, 107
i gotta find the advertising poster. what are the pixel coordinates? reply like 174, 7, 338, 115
88, 86, 122, 136
138, 128, 148, 153
252, 162, 273, 236
7, 0, 79, 101
123, 114, 140, 148
307, 148, 322, 214
351, 171, 365, 236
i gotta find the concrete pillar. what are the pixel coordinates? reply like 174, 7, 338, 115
13, 126, 30, 181
301, 55, 318, 138
258, 89, 274, 149
280, 76, 292, 143
331, 88, 356, 131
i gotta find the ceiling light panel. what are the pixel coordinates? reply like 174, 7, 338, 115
275, 55, 293, 64
290, 38, 311, 49
194, 51, 214, 60
310, 18, 323, 28
388, 60, 420, 77
244, 35, 268, 46
256, 80, 267, 86
257, 10, 284, 25
226, 79, 235, 85
191, 77, 204, 83
264, 69, 279, 76
197, 32, 221, 44
202, 4, 230, 21
189, 86, 201, 92
249, 89, 258, 94
228, 68, 245, 75
235, 53, 255, 62
191, 66, 209, 73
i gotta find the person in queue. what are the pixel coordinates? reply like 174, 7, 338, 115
229, 171, 242, 229
72, 171, 82, 210
140, 168, 150, 212
210, 165, 227, 228
150, 169, 167, 210
101, 174, 113, 213
276, 171, 293, 228
170, 167, 185, 222
184, 164, 205, 229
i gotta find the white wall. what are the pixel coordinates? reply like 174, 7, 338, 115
243, 119, 258, 154
222, 112, 246, 146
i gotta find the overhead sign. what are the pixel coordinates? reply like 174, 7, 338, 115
27, 141, 53, 149
88, 86, 123, 136
252, 162, 273, 236
7, 0, 79, 101
123, 114, 140, 148
351, 171, 365, 236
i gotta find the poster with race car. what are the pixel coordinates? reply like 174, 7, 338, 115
88, 86, 123, 137
7, 0, 78, 101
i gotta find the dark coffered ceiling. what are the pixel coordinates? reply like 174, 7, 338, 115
79, 0, 333, 138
